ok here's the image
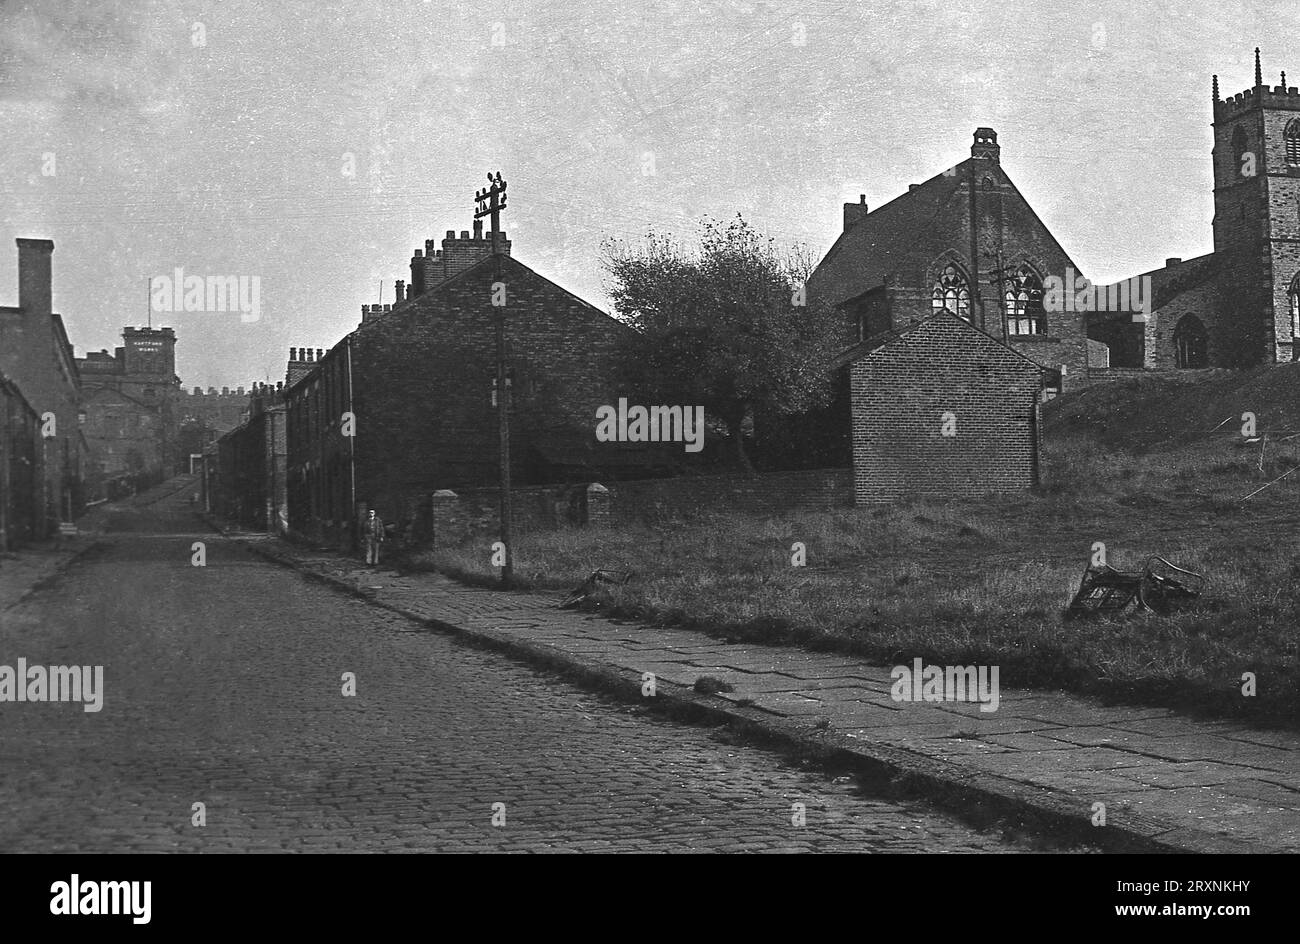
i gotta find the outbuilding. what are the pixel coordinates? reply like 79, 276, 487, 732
840, 311, 1045, 502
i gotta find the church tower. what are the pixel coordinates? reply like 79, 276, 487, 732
1212, 49, 1300, 364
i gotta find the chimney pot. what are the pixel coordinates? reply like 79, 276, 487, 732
460, 230, 469, 239
445, 230, 455, 240
290, 347, 297, 360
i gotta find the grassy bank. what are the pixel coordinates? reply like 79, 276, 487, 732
407, 375, 1300, 728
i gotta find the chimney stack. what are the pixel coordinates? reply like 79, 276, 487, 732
16, 238, 54, 316
410, 249, 426, 297
843, 194, 868, 231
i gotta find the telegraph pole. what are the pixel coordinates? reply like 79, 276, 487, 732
988, 251, 1012, 340
475, 172, 513, 588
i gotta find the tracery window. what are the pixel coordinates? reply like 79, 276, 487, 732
931, 264, 971, 321
1004, 265, 1046, 335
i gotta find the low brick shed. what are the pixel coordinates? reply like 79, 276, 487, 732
844, 312, 1045, 502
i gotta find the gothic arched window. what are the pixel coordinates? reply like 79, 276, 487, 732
1004, 264, 1045, 335
1232, 126, 1250, 174
1289, 272, 1300, 337
931, 264, 971, 321
1286, 119, 1300, 167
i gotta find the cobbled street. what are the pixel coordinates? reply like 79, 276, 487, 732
0, 486, 1030, 852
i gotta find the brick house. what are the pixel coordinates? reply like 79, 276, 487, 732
1092, 52, 1300, 369
0, 238, 88, 532
842, 311, 1045, 502
209, 384, 287, 532
284, 222, 668, 547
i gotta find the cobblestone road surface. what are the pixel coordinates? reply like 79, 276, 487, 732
0, 490, 1030, 852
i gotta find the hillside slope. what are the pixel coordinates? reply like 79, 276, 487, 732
1043, 364, 1300, 453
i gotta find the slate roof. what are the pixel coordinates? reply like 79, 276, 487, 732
1089, 252, 1219, 325
811, 156, 1082, 308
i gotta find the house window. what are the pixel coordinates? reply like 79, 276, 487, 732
1004, 265, 1046, 335
1290, 273, 1300, 337
1286, 119, 1300, 167
931, 264, 971, 321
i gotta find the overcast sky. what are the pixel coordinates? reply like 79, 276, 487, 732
1, 0, 1295, 389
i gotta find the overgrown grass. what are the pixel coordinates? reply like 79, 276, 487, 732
408, 433, 1300, 729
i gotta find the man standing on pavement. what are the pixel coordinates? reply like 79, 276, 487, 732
364, 508, 384, 566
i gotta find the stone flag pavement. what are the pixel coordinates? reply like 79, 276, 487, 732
247, 535, 1298, 854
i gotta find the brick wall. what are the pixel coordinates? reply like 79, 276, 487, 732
427, 469, 853, 545
0, 373, 42, 549
849, 315, 1042, 502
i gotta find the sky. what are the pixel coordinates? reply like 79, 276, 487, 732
1, 0, 1296, 389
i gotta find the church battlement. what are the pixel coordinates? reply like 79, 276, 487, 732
1212, 49, 1300, 120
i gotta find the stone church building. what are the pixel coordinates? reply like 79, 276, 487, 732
761, 126, 1087, 474
809, 126, 1092, 395
1092, 50, 1300, 369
